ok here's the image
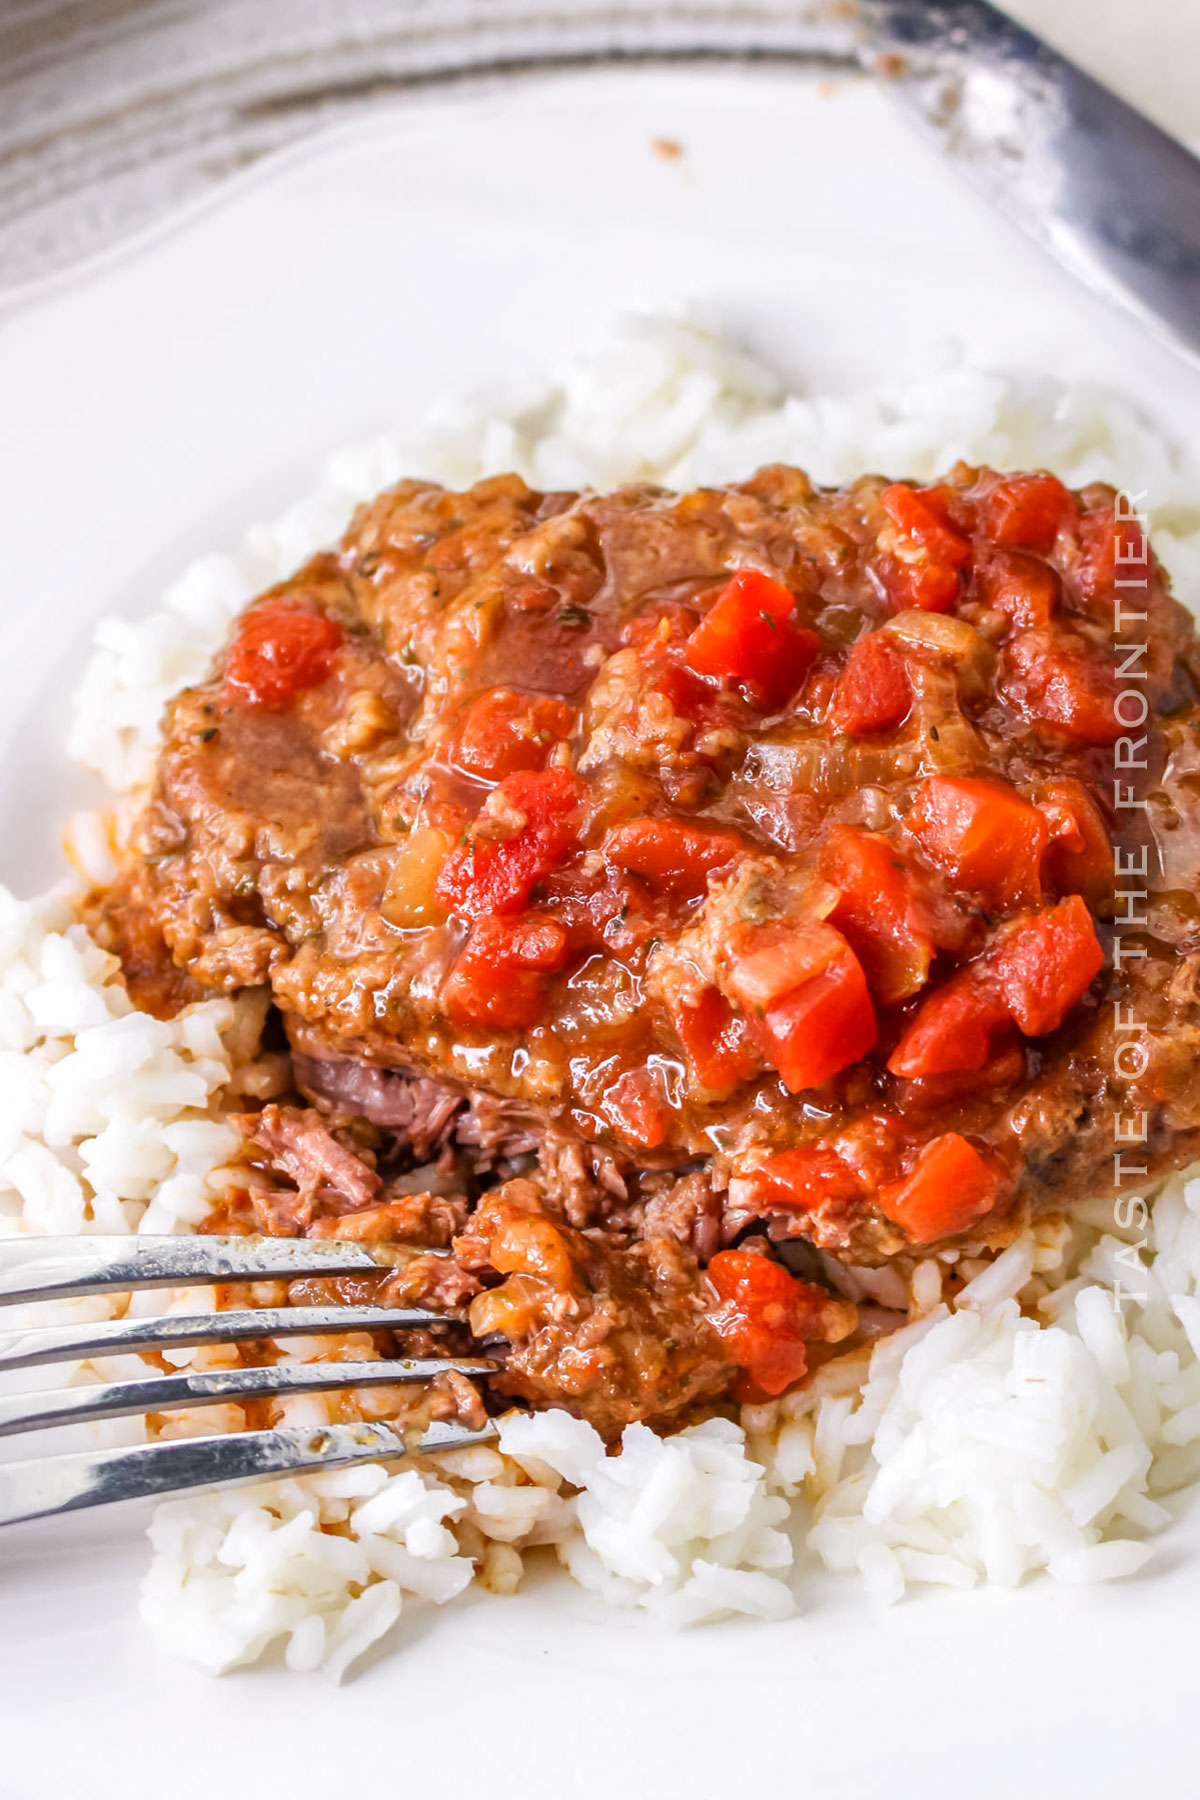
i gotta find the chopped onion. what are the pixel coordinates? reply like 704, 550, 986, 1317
883, 608, 992, 696
381, 826, 449, 927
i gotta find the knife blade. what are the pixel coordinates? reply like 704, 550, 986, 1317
854, 0, 1200, 367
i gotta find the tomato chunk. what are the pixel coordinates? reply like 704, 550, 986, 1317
725, 920, 844, 1013
707, 1250, 841, 1397
877, 1134, 1002, 1243
434, 768, 584, 920
1039, 778, 1114, 912
999, 627, 1121, 747
984, 473, 1075, 553
974, 548, 1059, 632
683, 569, 818, 705
821, 825, 937, 1003
890, 894, 1102, 1075
670, 986, 757, 1093
888, 967, 1012, 1079
621, 601, 698, 656
441, 915, 569, 1030
878, 484, 972, 614
604, 818, 745, 899
881, 485, 973, 566
878, 558, 962, 614
1075, 503, 1151, 611
744, 1146, 863, 1215
906, 775, 1048, 910
890, 1033, 1026, 1107
989, 895, 1104, 1036
749, 942, 878, 1093
225, 605, 344, 707
453, 687, 576, 783
600, 1064, 671, 1149
828, 631, 912, 735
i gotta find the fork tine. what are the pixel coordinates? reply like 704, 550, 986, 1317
0, 1357, 498, 1437
0, 1418, 499, 1527
0, 1305, 461, 1373
0, 1234, 429, 1306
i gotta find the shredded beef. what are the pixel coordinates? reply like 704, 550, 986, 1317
454, 1092, 544, 1162
293, 1053, 463, 1157
642, 1171, 724, 1263
454, 1178, 734, 1435
235, 1103, 380, 1217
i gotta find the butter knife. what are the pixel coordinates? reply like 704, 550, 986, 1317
855, 0, 1200, 367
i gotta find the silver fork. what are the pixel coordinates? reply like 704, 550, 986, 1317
0, 1235, 498, 1527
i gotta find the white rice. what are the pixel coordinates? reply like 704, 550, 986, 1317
7, 307, 1200, 1680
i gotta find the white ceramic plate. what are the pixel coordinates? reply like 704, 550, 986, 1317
2, 66, 1199, 1800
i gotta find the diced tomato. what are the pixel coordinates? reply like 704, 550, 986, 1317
749, 943, 878, 1093
891, 1032, 1026, 1107
820, 825, 937, 1003
1039, 778, 1113, 913
621, 601, 699, 656
603, 817, 745, 899
984, 474, 1075, 553
878, 484, 972, 614
725, 920, 844, 1013
888, 967, 1012, 1079
881, 485, 973, 566
828, 631, 912, 735
906, 775, 1048, 910
225, 604, 344, 707
1075, 503, 1151, 610
707, 1250, 835, 1397
453, 687, 576, 783
600, 1064, 670, 1149
999, 626, 1121, 747
989, 895, 1104, 1036
434, 768, 584, 920
744, 1146, 863, 1215
670, 986, 757, 1093
441, 914, 570, 1030
890, 894, 1103, 1074
682, 568, 818, 706
878, 556, 962, 614
973, 548, 1059, 631
876, 1133, 1002, 1243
